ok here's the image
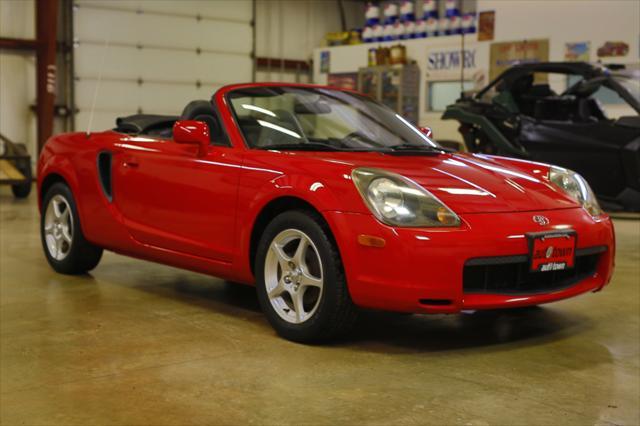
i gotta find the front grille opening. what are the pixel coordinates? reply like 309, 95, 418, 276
463, 249, 603, 295
419, 298, 453, 306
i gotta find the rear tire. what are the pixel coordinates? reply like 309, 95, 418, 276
41, 182, 103, 274
255, 210, 358, 343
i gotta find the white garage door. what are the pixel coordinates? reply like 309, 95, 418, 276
73, 0, 253, 133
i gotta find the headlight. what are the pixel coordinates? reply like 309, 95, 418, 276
549, 166, 603, 217
352, 168, 460, 227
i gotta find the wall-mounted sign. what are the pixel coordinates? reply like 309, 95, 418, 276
489, 39, 549, 81
320, 51, 330, 73
427, 48, 476, 71
565, 42, 590, 61
477, 11, 495, 41
597, 41, 629, 58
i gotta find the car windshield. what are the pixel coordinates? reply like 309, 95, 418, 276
227, 86, 440, 152
614, 75, 640, 104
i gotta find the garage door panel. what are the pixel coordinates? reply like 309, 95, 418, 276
74, 8, 141, 43
74, 0, 252, 133
75, 80, 143, 112
135, 83, 216, 113
75, 44, 251, 87
74, 7, 251, 54
76, 110, 129, 134
192, 56, 252, 82
76, 79, 224, 116
76, 0, 252, 23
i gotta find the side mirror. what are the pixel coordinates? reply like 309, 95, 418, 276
419, 126, 433, 139
173, 120, 209, 157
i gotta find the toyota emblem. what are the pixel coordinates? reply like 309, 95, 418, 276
545, 246, 554, 258
533, 215, 550, 226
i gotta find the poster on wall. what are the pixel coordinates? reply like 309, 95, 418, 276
489, 39, 549, 81
477, 11, 495, 42
320, 51, 330, 74
565, 42, 590, 61
597, 41, 629, 58
327, 73, 358, 90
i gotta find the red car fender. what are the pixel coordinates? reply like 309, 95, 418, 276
37, 147, 82, 214
233, 172, 354, 284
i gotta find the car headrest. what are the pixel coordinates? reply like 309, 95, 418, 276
181, 100, 221, 141
181, 100, 214, 120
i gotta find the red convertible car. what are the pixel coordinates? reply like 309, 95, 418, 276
38, 83, 615, 342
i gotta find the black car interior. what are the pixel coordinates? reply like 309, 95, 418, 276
114, 100, 228, 145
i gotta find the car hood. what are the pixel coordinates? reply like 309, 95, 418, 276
291, 151, 578, 214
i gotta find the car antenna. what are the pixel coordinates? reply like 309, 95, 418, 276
460, 30, 465, 98
86, 36, 110, 138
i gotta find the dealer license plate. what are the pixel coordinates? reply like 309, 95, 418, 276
527, 232, 576, 272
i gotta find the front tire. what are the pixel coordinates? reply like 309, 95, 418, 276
41, 182, 103, 274
255, 210, 357, 343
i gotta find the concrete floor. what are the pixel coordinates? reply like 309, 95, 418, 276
1, 188, 639, 426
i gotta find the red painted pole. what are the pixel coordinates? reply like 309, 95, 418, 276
35, 0, 58, 154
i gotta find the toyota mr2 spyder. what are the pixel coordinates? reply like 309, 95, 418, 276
38, 83, 615, 342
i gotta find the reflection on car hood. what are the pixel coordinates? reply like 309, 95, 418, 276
296, 151, 578, 214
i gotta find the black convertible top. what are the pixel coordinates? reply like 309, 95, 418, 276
114, 114, 178, 135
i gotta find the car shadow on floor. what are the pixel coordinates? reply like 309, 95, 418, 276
338, 307, 593, 353
93, 259, 593, 354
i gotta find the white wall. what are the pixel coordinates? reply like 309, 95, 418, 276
255, 0, 363, 82
313, 0, 640, 141
0, 0, 37, 158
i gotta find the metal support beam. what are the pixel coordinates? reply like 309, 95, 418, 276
0, 38, 39, 52
35, 0, 59, 153
251, 0, 257, 82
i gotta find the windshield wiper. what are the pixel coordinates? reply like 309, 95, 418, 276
388, 144, 451, 155
257, 142, 344, 151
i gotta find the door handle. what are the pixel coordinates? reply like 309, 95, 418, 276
122, 156, 139, 168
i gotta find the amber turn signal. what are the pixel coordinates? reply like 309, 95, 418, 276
357, 234, 386, 248
437, 207, 458, 225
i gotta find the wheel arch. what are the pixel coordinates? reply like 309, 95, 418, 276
248, 196, 339, 276
37, 150, 82, 213
39, 172, 70, 212
40, 173, 68, 199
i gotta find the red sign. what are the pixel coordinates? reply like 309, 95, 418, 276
529, 233, 576, 272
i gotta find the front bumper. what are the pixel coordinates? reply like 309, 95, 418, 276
325, 208, 615, 314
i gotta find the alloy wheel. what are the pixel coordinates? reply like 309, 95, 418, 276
44, 194, 73, 261
264, 229, 324, 324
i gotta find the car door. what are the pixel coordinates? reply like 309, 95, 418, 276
112, 136, 241, 262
